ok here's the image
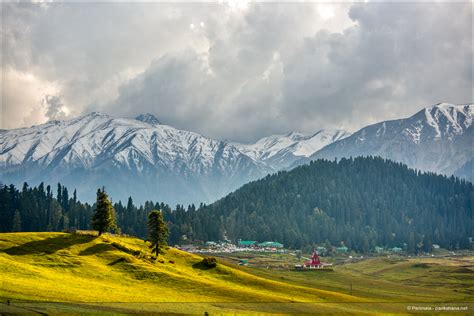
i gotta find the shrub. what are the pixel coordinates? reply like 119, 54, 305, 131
202, 257, 217, 268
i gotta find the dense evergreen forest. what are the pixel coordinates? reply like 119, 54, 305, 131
0, 182, 185, 241
1, 157, 472, 253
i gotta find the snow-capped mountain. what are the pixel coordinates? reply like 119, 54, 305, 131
2, 102, 471, 205
0, 112, 271, 205
234, 130, 350, 170
135, 113, 161, 125
299, 103, 473, 180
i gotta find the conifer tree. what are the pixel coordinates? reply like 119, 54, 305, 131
12, 209, 22, 232
91, 188, 117, 236
147, 210, 169, 256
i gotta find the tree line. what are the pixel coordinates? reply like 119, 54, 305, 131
1, 157, 473, 253
0, 183, 169, 255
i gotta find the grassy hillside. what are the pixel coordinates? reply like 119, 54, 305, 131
1, 232, 472, 314
0, 232, 364, 314
226, 254, 474, 303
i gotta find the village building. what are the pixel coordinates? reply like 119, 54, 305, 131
238, 240, 257, 247
258, 241, 284, 248
316, 246, 327, 255
336, 246, 348, 253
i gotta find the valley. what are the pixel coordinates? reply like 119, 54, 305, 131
2, 2, 472, 314
0, 232, 472, 314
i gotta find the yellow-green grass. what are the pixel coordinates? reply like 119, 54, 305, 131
0, 232, 374, 314
220, 254, 474, 304
1, 232, 472, 314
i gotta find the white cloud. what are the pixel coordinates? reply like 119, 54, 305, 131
318, 5, 335, 20
1, 1, 471, 142
1, 68, 58, 129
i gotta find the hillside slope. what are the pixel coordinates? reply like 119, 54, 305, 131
0, 232, 364, 314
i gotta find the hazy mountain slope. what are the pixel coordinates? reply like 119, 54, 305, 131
235, 130, 350, 170
454, 157, 474, 182
300, 103, 473, 178
0, 113, 271, 205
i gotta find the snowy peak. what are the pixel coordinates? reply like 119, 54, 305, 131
293, 130, 351, 157
1, 113, 271, 205
135, 113, 161, 125
399, 103, 473, 144
422, 103, 472, 138
308, 102, 473, 178
235, 129, 350, 170
284, 131, 307, 141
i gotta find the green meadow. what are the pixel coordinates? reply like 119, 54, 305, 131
0, 232, 472, 314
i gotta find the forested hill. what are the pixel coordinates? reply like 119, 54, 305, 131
1, 157, 472, 253
185, 157, 473, 252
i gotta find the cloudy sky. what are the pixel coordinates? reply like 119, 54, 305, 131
1, 0, 472, 142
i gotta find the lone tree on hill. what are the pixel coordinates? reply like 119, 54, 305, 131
148, 210, 169, 256
91, 187, 117, 236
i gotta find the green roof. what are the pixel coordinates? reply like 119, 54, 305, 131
238, 240, 257, 246
336, 246, 348, 252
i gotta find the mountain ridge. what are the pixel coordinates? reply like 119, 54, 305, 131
234, 129, 351, 170
0, 112, 271, 205
1, 102, 472, 205
293, 103, 473, 179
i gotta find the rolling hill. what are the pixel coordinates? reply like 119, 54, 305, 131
0, 232, 472, 314
0, 232, 361, 314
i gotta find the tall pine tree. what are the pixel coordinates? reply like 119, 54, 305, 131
91, 188, 117, 236
147, 210, 169, 256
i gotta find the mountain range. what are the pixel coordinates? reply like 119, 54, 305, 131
234, 130, 350, 170
0, 112, 270, 205
1, 102, 472, 204
297, 103, 473, 181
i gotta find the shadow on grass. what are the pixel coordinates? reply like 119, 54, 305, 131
79, 243, 114, 256
108, 257, 127, 266
192, 261, 216, 271
3, 234, 94, 255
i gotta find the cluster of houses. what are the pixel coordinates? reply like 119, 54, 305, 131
237, 240, 284, 249
177, 239, 285, 254
177, 239, 445, 256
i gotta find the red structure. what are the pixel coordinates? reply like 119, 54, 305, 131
304, 249, 321, 268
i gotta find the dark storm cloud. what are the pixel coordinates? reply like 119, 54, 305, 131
2, 1, 472, 142
279, 2, 473, 133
